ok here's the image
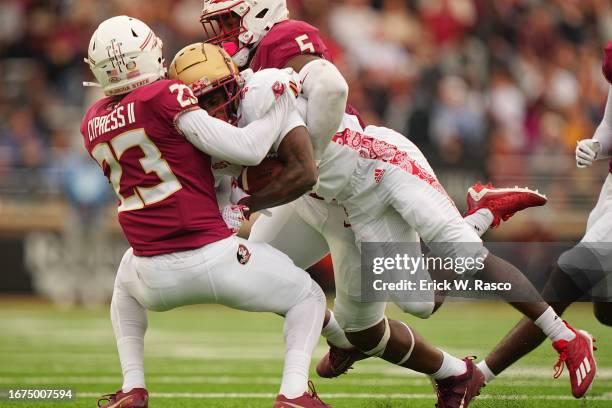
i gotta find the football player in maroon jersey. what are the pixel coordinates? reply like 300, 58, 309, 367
82, 16, 331, 408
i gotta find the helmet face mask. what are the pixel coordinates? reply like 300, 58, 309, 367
168, 42, 244, 125
196, 78, 242, 125
201, 8, 247, 47
201, 0, 289, 67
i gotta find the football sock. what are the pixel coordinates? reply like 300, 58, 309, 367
430, 351, 467, 380
111, 285, 147, 392
280, 282, 326, 398
321, 311, 353, 349
477, 360, 496, 384
534, 306, 576, 342
464, 208, 494, 237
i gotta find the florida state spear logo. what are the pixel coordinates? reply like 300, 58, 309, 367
237, 244, 251, 265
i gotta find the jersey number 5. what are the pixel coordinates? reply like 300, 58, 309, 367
295, 34, 315, 53
92, 129, 182, 212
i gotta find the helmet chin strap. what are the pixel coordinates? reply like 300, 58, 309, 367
231, 47, 251, 68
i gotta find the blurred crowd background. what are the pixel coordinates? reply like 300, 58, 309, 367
1, 0, 612, 301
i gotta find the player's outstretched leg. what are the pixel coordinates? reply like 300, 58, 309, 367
477, 262, 599, 398
380, 168, 597, 397
475, 257, 597, 398
344, 317, 485, 408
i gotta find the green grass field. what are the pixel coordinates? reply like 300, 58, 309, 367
0, 299, 609, 407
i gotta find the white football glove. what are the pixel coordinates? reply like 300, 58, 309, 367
221, 204, 249, 234
576, 139, 601, 168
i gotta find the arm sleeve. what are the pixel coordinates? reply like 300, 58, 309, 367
239, 68, 306, 153
299, 59, 349, 161
593, 85, 612, 157
176, 103, 291, 166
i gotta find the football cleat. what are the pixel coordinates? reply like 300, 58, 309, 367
465, 182, 547, 228
315, 343, 368, 378
97, 388, 148, 408
273, 381, 331, 407
434, 357, 485, 408
553, 322, 597, 398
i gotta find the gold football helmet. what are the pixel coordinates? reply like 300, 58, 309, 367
168, 42, 243, 123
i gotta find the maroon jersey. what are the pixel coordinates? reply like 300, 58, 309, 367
250, 20, 331, 71
81, 79, 232, 256
251, 19, 366, 129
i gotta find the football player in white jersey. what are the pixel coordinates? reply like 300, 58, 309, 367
471, 44, 612, 398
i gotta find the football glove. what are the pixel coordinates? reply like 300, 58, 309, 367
221, 204, 249, 234
576, 139, 601, 168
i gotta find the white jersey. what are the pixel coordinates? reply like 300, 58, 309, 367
293, 97, 364, 201
211, 68, 305, 180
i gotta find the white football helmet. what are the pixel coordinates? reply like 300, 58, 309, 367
85, 16, 166, 96
200, 0, 289, 67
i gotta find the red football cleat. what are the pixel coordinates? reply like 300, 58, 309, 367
553, 322, 597, 398
316, 343, 369, 378
434, 358, 485, 408
97, 388, 148, 408
273, 381, 331, 407
465, 182, 547, 228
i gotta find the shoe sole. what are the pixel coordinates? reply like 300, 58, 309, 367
468, 186, 548, 203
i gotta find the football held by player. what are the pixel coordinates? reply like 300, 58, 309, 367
82, 16, 330, 408
200, 0, 598, 403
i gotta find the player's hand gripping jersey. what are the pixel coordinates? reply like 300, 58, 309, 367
81, 80, 232, 256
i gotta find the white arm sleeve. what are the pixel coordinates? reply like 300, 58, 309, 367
593, 85, 612, 157
238, 68, 306, 153
300, 59, 349, 160
176, 104, 289, 166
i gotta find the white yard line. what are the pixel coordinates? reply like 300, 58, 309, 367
76, 392, 612, 401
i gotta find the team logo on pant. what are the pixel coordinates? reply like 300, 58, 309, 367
374, 168, 386, 184
237, 244, 252, 265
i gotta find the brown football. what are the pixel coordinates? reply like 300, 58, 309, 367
237, 156, 284, 194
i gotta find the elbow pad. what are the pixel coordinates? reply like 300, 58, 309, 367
300, 59, 349, 101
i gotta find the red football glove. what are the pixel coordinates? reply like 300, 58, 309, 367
603, 41, 612, 85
